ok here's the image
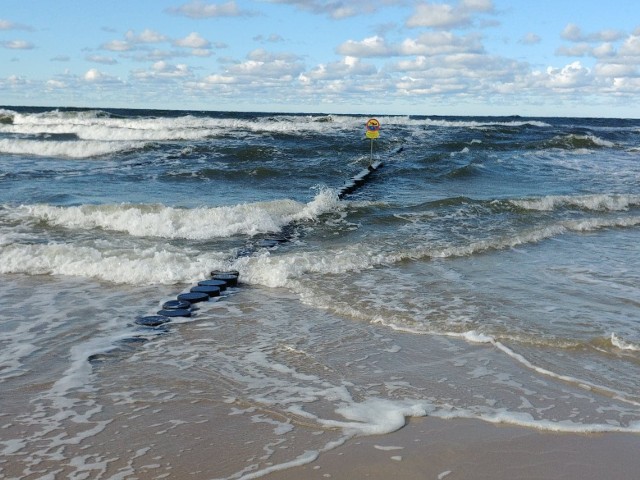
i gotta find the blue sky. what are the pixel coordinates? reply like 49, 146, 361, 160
2, 0, 640, 117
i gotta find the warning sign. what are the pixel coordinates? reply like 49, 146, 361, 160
365, 118, 380, 139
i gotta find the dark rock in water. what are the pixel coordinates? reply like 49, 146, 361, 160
177, 292, 210, 303
136, 315, 171, 327
157, 308, 192, 317
197, 279, 227, 291
190, 285, 221, 297
162, 299, 192, 310
212, 273, 239, 287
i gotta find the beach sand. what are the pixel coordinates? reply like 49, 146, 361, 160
267, 416, 640, 480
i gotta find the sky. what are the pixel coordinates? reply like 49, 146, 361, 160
2, 0, 640, 117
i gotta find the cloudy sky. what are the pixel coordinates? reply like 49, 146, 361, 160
2, 0, 640, 117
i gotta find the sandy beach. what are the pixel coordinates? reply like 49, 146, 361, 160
268, 416, 640, 480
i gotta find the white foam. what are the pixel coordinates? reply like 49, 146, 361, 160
234, 215, 640, 290
447, 330, 640, 409
0, 242, 227, 285
12, 201, 303, 239
320, 398, 430, 436
511, 194, 640, 212
431, 406, 640, 434
9, 188, 339, 240
374, 445, 403, 451
611, 333, 640, 351
0, 138, 145, 158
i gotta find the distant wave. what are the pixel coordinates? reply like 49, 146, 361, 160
423, 118, 551, 129
544, 134, 615, 150
510, 194, 640, 212
0, 138, 146, 158
1, 108, 552, 143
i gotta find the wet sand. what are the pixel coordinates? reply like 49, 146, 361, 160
267, 416, 640, 480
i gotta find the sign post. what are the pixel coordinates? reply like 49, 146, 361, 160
365, 118, 380, 165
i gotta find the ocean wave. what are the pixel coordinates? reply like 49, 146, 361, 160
423, 118, 551, 129
11, 201, 300, 239
544, 134, 615, 150
509, 194, 640, 212
1, 109, 553, 145
4, 109, 353, 139
0, 138, 146, 158
611, 333, 640, 352
7, 189, 340, 240
0, 110, 14, 125
236, 214, 640, 289
0, 241, 226, 285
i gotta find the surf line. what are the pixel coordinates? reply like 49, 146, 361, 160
122, 120, 400, 352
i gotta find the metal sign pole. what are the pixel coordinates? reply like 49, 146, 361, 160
370, 138, 374, 164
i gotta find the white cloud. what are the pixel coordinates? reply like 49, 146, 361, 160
619, 35, 640, 57
174, 32, 211, 49
556, 43, 592, 57
253, 34, 284, 43
561, 23, 625, 43
1, 40, 34, 50
203, 73, 235, 84
337, 36, 393, 57
263, 0, 389, 19
3, 74, 27, 86
84, 69, 105, 82
167, 1, 246, 18
46, 79, 67, 89
407, 3, 460, 29
102, 39, 133, 52
83, 68, 120, 83
86, 55, 118, 65
300, 56, 377, 82
126, 29, 168, 44
406, 0, 495, 29
594, 63, 638, 78
520, 33, 541, 45
191, 48, 213, 57
0, 19, 33, 31
132, 61, 193, 79
544, 61, 592, 89
336, 32, 483, 58
461, 0, 494, 12
592, 43, 616, 59
610, 76, 640, 93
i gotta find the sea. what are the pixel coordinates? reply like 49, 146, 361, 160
1, 106, 639, 479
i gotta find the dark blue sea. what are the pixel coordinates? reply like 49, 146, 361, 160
1, 106, 639, 479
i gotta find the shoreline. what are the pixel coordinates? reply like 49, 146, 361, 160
266, 416, 640, 480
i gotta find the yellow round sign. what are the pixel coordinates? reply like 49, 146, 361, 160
366, 118, 380, 132
365, 118, 380, 139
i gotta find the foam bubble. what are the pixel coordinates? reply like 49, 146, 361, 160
320, 398, 430, 436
